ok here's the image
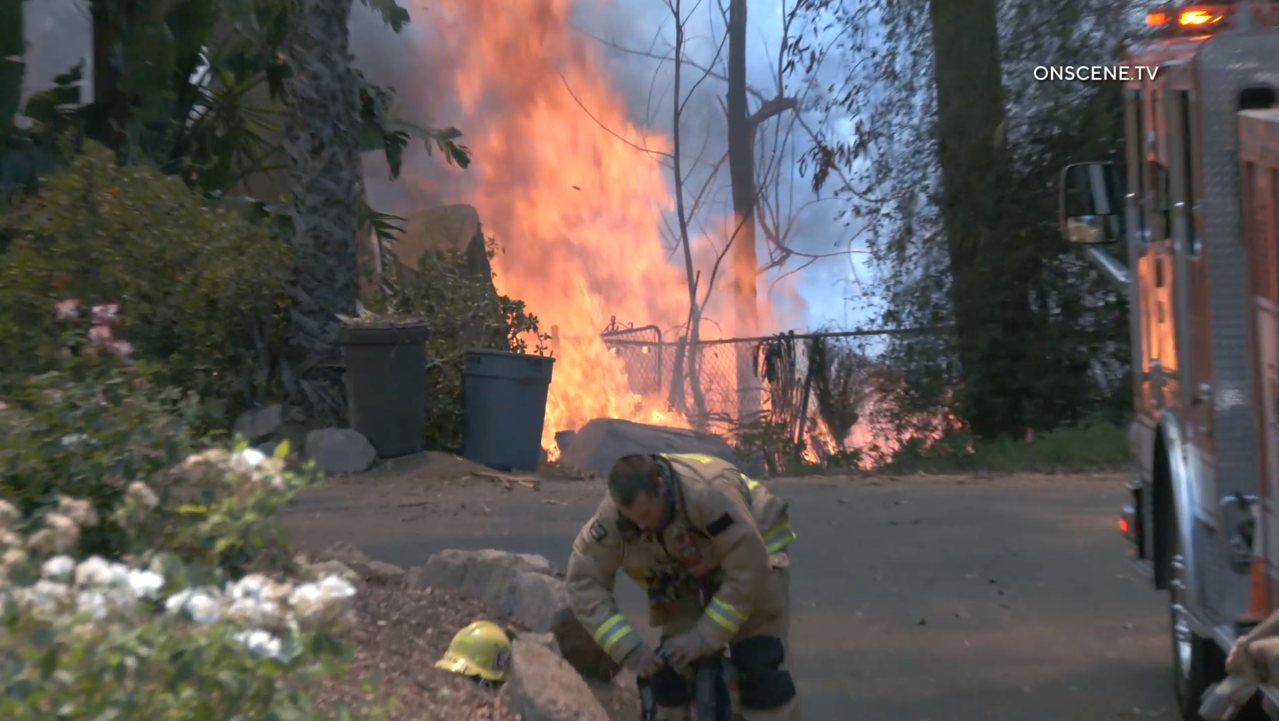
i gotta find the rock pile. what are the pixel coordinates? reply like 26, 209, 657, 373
307, 544, 620, 721
406, 549, 620, 681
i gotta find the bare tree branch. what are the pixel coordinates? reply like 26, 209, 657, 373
557, 73, 673, 161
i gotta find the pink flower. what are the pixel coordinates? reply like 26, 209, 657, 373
0, 400, 7, 411
106, 340, 133, 362
55, 299, 80, 321
88, 325, 112, 345
91, 304, 120, 326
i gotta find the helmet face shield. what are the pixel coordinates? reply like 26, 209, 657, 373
434, 621, 513, 682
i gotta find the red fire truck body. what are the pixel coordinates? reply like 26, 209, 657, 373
1058, 3, 1279, 717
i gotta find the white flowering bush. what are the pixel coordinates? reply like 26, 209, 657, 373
0, 463, 380, 720
1, 298, 315, 577
0, 297, 396, 719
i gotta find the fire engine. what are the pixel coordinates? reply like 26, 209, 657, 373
1058, 2, 1279, 718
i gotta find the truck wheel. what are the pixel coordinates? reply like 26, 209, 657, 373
1170, 576, 1216, 721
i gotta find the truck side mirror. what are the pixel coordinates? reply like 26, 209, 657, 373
1058, 162, 1124, 245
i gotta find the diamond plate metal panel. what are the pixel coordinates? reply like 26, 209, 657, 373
1195, 34, 1279, 501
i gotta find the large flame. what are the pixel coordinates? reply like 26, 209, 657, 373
413, 0, 696, 457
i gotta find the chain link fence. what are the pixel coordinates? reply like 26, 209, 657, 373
584, 324, 945, 466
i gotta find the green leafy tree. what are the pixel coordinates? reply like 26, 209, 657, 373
788, 0, 1136, 438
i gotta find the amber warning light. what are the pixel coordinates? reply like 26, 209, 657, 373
1146, 7, 1226, 27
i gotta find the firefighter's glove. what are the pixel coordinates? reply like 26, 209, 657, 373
663, 631, 712, 671
623, 645, 665, 679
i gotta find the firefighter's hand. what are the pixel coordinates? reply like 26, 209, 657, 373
1227, 636, 1255, 676
663, 632, 710, 670
625, 646, 664, 679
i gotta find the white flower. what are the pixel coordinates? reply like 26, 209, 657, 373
74, 556, 131, 588
165, 588, 222, 625
231, 447, 267, 471
127, 569, 164, 600
75, 589, 109, 620
226, 597, 284, 629
290, 575, 357, 629
74, 556, 112, 587
0, 502, 18, 531
233, 629, 284, 662
23, 580, 70, 609
73, 584, 136, 620
41, 555, 75, 581
125, 482, 159, 512
289, 582, 336, 628
230, 574, 270, 601
317, 575, 357, 602
59, 434, 98, 451
44, 514, 80, 553
57, 496, 98, 527
1, 548, 27, 568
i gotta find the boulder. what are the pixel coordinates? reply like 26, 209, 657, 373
233, 404, 283, 442
518, 631, 562, 656
395, 204, 507, 349
314, 542, 404, 585
406, 549, 620, 681
398, 204, 492, 280
498, 636, 609, 721
356, 560, 406, 586
557, 418, 748, 477
305, 428, 377, 475
554, 430, 578, 453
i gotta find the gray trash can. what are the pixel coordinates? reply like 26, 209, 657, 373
461, 350, 555, 471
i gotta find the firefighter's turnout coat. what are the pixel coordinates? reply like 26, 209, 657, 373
565, 452, 796, 664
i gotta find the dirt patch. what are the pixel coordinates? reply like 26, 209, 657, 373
318, 581, 639, 720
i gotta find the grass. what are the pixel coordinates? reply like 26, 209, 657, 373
748, 419, 1134, 477
874, 419, 1132, 475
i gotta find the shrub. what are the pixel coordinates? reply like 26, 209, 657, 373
0, 458, 379, 721
0, 298, 202, 560
376, 241, 549, 451
0, 142, 293, 428
0, 297, 312, 578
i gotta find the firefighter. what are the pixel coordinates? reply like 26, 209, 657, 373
1226, 614, 1279, 718
565, 452, 801, 721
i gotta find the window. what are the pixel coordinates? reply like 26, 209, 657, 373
1149, 90, 1169, 242
1153, 161, 1171, 242
1178, 91, 1200, 255
1126, 89, 1149, 244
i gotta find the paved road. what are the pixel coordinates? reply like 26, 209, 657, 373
285, 470, 1178, 720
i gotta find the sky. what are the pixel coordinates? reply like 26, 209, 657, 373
20, 0, 875, 334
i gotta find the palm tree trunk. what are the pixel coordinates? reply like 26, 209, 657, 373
280, 0, 363, 417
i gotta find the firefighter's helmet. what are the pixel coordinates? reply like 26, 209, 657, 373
434, 620, 513, 682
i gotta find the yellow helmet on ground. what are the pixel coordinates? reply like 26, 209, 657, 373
434, 621, 513, 682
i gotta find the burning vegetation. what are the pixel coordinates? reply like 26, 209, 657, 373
386, 0, 955, 469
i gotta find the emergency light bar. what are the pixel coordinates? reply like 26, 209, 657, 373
1145, 4, 1231, 32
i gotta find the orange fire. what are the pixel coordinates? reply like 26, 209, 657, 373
413, 0, 699, 457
